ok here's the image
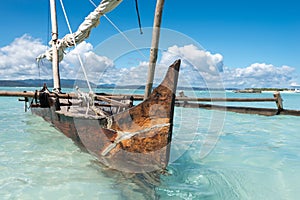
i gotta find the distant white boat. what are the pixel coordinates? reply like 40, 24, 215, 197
295, 88, 300, 93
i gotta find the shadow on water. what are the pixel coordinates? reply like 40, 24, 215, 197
87, 151, 217, 200
88, 160, 162, 200
155, 155, 216, 200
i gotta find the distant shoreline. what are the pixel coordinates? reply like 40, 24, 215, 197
1, 79, 298, 92
0, 79, 235, 91
234, 88, 299, 93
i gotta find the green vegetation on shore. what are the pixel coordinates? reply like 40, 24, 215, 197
245, 88, 292, 91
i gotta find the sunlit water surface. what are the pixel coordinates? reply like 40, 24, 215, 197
1, 87, 299, 199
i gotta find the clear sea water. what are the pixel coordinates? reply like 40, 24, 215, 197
1, 87, 300, 199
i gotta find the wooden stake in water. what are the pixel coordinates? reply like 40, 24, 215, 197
273, 91, 283, 111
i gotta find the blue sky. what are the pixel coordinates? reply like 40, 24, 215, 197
0, 0, 299, 88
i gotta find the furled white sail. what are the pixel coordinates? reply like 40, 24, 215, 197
37, 0, 122, 62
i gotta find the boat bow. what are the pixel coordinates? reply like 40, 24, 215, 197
73, 59, 181, 173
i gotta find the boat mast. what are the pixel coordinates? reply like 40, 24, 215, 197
49, 0, 61, 92
144, 0, 165, 100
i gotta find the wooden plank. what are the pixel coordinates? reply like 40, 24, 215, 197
0, 90, 75, 99
280, 109, 300, 116
175, 102, 300, 116
0, 90, 286, 103
97, 94, 277, 102
95, 95, 129, 107
0, 91, 38, 98
96, 94, 144, 101
175, 102, 279, 116
175, 97, 276, 102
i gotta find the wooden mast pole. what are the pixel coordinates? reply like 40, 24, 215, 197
50, 0, 61, 92
144, 0, 165, 100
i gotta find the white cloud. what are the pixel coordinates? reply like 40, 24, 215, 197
0, 35, 49, 80
0, 35, 115, 84
91, 44, 299, 89
1, 36, 299, 89
0, 38, 226, 88
290, 82, 300, 87
102, 44, 225, 88
222, 63, 297, 88
60, 42, 114, 83
160, 44, 224, 73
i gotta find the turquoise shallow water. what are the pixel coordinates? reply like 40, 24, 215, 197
0, 87, 300, 199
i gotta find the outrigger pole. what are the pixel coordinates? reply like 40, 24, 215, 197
144, 0, 165, 100
50, 0, 61, 92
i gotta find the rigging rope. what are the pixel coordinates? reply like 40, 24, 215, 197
47, 0, 51, 47
88, 0, 147, 59
103, 14, 146, 59
88, 0, 97, 7
59, 0, 93, 93
37, 60, 42, 86
36, 1, 50, 87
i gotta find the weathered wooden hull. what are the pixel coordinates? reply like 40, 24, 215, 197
31, 60, 181, 173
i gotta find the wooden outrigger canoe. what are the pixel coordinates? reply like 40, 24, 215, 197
30, 59, 180, 173
0, 0, 180, 174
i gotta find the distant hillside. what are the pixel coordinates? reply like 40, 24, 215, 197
0, 79, 96, 88
0, 79, 237, 91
